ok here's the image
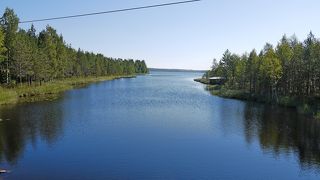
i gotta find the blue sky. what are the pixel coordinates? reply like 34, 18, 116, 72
1, 0, 320, 70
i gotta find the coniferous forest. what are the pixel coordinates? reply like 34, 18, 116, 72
203, 33, 320, 115
2, 1, 320, 179
0, 8, 148, 86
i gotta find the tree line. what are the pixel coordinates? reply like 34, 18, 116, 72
0, 8, 148, 86
205, 32, 320, 101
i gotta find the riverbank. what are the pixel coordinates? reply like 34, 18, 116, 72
0, 75, 136, 105
194, 78, 209, 84
195, 78, 320, 120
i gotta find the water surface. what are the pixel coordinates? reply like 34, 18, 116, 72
0, 70, 320, 179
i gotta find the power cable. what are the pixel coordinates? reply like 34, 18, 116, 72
19, 0, 202, 24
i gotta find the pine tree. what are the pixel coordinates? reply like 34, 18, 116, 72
11, 30, 32, 84
276, 35, 293, 95
1, 8, 19, 83
0, 27, 6, 62
0, 8, 149, 85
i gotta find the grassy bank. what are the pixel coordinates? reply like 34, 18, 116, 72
196, 78, 320, 120
0, 75, 135, 105
194, 78, 209, 84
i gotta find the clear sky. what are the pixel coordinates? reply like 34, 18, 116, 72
1, 0, 320, 70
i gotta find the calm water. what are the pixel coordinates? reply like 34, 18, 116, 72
0, 70, 320, 179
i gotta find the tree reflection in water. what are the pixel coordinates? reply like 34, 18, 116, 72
243, 102, 320, 169
1, 93, 320, 172
0, 102, 64, 164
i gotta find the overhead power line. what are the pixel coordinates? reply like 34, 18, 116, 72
19, 0, 202, 24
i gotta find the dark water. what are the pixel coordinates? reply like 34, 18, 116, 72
0, 71, 320, 179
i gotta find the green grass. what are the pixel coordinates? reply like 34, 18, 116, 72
314, 111, 320, 120
208, 86, 251, 100
203, 84, 320, 120
194, 78, 209, 84
297, 103, 312, 114
0, 75, 135, 105
0, 87, 18, 104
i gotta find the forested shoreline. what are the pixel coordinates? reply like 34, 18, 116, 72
0, 8, 148, 85
202, 33, 320, 118
0, 8, 148, 104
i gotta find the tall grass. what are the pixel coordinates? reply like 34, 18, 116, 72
314, 111, 320, 120
204, 84, 320, 120
0, 87, 18, 104
0, 75, 134, 105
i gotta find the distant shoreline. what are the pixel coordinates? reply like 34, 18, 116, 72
149, 68, 206, 73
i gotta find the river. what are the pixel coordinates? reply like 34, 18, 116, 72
0, 70, 320, 179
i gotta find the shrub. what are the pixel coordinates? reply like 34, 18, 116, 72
297, 103, 312, 114
314, 111, 320, 120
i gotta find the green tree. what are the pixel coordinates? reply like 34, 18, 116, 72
235, 54, 247, 89
258, 44, 282, 99
56, 35, 68, 78
303, 32, 317, 95
287, 35, 303, 95
220, 50, 240, 87
276, 35, 293, 95
11, 30, 32, 84
38, 26, 59, 80
0, 27, 6, 62
1, 8, 19, 83
0, 8, 149, 85
0, 27, 6, 83
246, 50, 259, 93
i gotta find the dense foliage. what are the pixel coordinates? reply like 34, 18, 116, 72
0, 8, 148, 85
205, 33, 320, 101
